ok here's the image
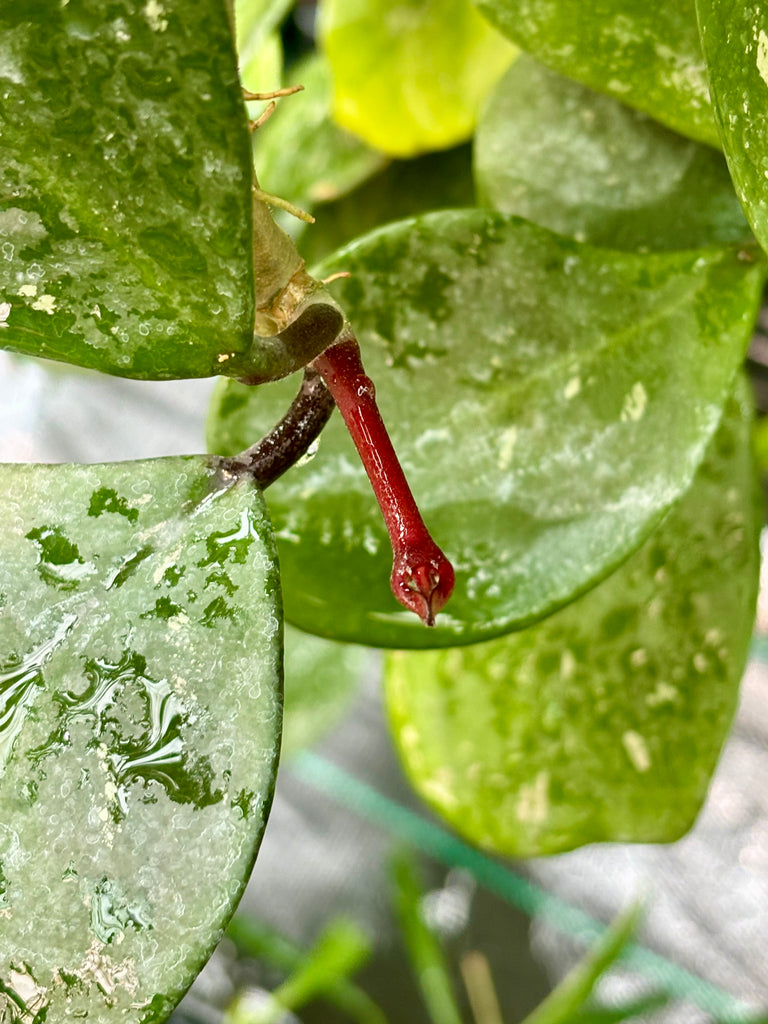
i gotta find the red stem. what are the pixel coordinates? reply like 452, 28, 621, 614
313, 331, 455, 626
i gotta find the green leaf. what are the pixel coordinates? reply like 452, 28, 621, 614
226, 919, 371, 1024
318, 0, 516, 157
384, 382, 760, 854
254, 54, 387, 238
474, 55, 750, 251
392, 854, 463, 1024
519, 906, 642, 1024
696, 0, 768, 255
474, 0, 718, 147
0, 458, 282, 1021
208, 211, 764, 648
235, 0, 292, 80
0, 0, 259, 380
299, 144, 476, 267
227, 915, 388, 1024
282, 624, 373, 758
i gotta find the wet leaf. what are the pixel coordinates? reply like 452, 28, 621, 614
208, 210, 764, 647
0, 457, 282, 1020
696, 0, 768, 255
474, 0, 718, 147
0, 0, 260, 380
318, 0, 516, 157
385, 382, 760, 855
474, 56, 750, 251
254, 54, 387, 238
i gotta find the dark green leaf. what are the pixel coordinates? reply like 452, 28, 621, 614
474, 55, 750, 251
318, 0, 516, 156
696, 0, 768, 255
474, 0, 718, 146
208, 211, 764, 647
0, 457, 282, 1020
385, 383, 760, 854
0, 0, 260, 380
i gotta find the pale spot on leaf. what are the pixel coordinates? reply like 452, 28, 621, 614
622, 730, 651, 772
620, 381, 647, 422
757, 30, 768, 89
31, 294, 56, 314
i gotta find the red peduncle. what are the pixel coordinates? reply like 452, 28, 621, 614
313, 330, 455, 626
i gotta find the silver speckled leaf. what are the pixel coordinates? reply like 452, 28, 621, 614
474, 0, 718, 146
474, 55, 750, 251
696, 0, 768, 255
0, 0, 257, 380
208, 211, 765, 647
385, 381, 760, 855
0, 458, 282, 1021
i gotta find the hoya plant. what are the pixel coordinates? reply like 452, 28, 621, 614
0, 0, 766, 1018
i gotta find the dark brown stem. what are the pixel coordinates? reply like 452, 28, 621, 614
223, 368, 335, 488
312, 329, 455, 626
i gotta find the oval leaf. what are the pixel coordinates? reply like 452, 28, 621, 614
208, 211, 764, 647
474, 55, 750, 251
319, 0, 516, 157
385, 382, 760, 855
0, 458, 282, 1020
474, 0, 718, 147
0, 1, 255, 379
696, 0, 768, 255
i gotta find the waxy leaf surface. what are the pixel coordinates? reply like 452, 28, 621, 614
319, 0, 516, 157
474, 0, 718, 147
0, 458, 282, 1021
208, 211, 764, 647
386, 384, 760, 855
0, 0, 258, 380
697, 0, 768, 255
475, 56, 750, 251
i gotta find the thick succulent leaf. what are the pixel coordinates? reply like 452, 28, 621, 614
0, 458, 282, 1020
385, 382, 760, 855
474, 56, 750, 251
254, 54, 387, 236
0, 1, 261, 380
208, 210, 764, 648
282, 625, 374, 758
299, 145, 476, 266
474, 0, 718, 147
318, 0, 516, 157
696, 0, 768, 255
